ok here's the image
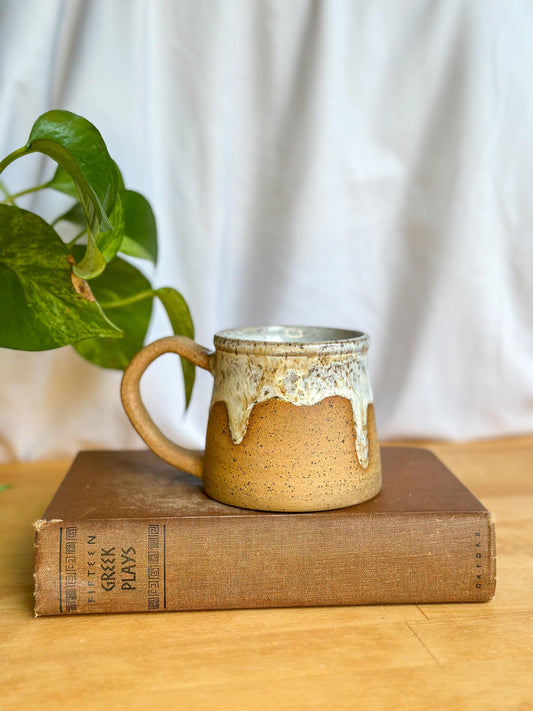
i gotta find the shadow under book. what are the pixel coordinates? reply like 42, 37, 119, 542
34, 447, 496, 616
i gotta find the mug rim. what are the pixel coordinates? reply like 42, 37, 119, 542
214, 325, 369, 355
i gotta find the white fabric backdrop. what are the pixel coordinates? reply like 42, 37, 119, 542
0, 0, 532, 461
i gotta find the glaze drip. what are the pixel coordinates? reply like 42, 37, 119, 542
210, 350, 373, 468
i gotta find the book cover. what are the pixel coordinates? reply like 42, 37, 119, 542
34, 447, 496, 616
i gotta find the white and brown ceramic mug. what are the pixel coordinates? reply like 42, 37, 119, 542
121, 325, 381, 512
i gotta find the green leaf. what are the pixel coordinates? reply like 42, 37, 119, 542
114, 161, 125, 192
156, 287, 195, 406
88, 191, 124, 265
74, 262, 195, 406
0, 110, 118, 232
119, 190, 158, 264
0, 204, 122, 350
48, 163, 127, 263
0, 110, 120, 279
54, 201, 86, 229
46, 165, 78, 199
0, 484, 11, 493
71, 234, 107, 280
73, 253, 152, 370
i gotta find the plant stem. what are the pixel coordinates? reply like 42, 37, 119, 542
100, 289, 157, 310
0, 182, 49, 205
0, 178, 10, 199
67, 229, 87, 247
0, 178, 15, 205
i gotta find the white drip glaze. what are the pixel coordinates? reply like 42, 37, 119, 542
210, 334, 373, 468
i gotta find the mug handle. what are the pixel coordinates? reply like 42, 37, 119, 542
120, 335, 215, 479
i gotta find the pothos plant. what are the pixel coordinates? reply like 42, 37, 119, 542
0, 110, 195, 408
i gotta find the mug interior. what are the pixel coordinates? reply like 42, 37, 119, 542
214, 326, 368, 353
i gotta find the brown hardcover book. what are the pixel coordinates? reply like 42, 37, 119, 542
34, 447, 496, 616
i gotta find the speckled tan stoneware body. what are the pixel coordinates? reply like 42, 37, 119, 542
121, 326, 382, 512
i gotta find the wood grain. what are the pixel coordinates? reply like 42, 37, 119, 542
1, 437, 532, 710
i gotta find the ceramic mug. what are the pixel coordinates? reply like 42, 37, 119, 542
120, 325, 382, 512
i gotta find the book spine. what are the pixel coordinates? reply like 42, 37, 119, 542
34, 512, 496, 616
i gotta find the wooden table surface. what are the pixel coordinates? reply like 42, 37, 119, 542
1, 437, 532, 710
